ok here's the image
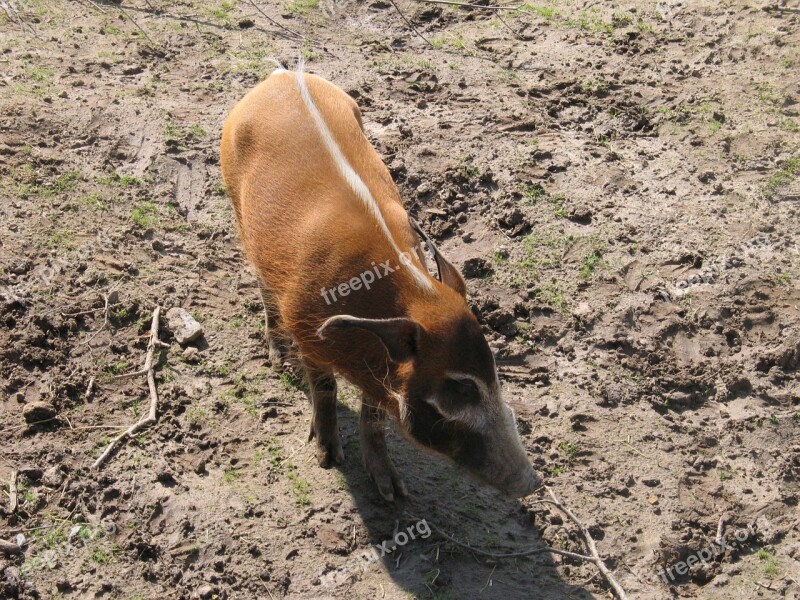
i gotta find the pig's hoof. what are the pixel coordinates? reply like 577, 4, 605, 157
368, 464, 408, 503
310, 428, 344, 468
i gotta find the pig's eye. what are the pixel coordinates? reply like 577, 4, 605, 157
443, 376, 482, 404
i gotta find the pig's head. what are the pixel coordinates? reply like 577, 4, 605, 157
317, 239, 541, 498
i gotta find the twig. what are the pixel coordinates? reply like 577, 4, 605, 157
83, 286, 119, 347
8, 470, 18, 513
406, 512, 594, 561
75, 0, 106, 13
0, 539, 22, 555
412, 0, 528, 11
715, 514, 726, 546
495, 9, 526, 40
245, 0, 311, 43
545, 487, 629, 600
116, 3, 159, 50
93, 307, 165, 469
389, 0, 435, 48
85, 376, 95, 399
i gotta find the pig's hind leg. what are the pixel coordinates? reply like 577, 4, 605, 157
306, 362, 344, 468
360, 399, 407, 502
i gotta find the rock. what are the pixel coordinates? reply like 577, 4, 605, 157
22, 401, 57, 424
568, 205, 593, 224
42, 465, 64, 487
194, 459, 207, 475
166, 308, 204, 346
196, 584, 214, 600
182, 346, 200, 363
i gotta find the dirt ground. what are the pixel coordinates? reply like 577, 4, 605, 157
1, 0, 799, 599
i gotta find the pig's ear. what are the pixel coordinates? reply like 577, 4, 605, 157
317, 315, 421, 362
409, 217, 467, 298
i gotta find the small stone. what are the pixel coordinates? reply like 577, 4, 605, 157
22, 401, 57, 424
42, 465, 64, 487
642, 478, 661, 487
194, 459, 207, 475
166, 307, 204, 346
182, 346, 200, 362
648, 495, 659, 505
196, 584, 214, 599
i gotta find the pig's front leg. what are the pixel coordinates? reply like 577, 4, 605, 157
360, 399, 407, 502
306, 363, 344, 468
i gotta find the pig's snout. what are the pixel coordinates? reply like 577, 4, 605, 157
502, 466, 542, 498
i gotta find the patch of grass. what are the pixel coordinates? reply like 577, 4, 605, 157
764, 154, 799, 198
285, 0, 318, 15
514, 3, 557, 19
532, 281, 569, 313
279, 371, 303, 391
186, 406, 210, 426
780, 118, 799, 132
521, 183, 546, 204
47, 230, 74, 250
559, 441, 581, 460
580, 250, 604, 280
457, 156, 480, 179
81, 192, 108, 211
96, 171, 143, 187
756, 548, 779, 576
431, 34, 466, 51
549, 465, 568, 476
104, 360, 131, 376
286, 465, 312, 506
90, 546, 112, 565
580, 78, 609, 95
566, 12, 613, 34
188, 123, 206, 138
131, 201, 158, 228
717, 467, 733, 481
756, 83, 786, 106
209, 0, 236, 24
549, 192, 568, 217
222, 468, 241, 484
26, 65, 55, 84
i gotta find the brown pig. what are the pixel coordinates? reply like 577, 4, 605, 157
220, 65, 541, 500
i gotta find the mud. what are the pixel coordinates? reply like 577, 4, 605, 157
1, 1, 799, 599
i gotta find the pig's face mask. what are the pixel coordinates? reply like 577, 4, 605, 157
319, 308, 542, 499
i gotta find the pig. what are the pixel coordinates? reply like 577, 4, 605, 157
220, 64, 541, 500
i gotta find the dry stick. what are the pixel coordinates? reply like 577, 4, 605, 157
389, 0, 435, 48
0, 539, 22, 555
495, 9, 527, 40
413, 0, 527, 10
93, 307, 164, 469
8, 470, 18, 513
715, 514, 726, 546
408, 513, 594, 561
545, 487, 630, 600
116, 3, 159, 49
245, 0, 312, 44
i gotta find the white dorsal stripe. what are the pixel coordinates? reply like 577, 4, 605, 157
292, 67, 435, 292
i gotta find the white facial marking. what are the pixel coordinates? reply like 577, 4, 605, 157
293, 66, 434, 292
